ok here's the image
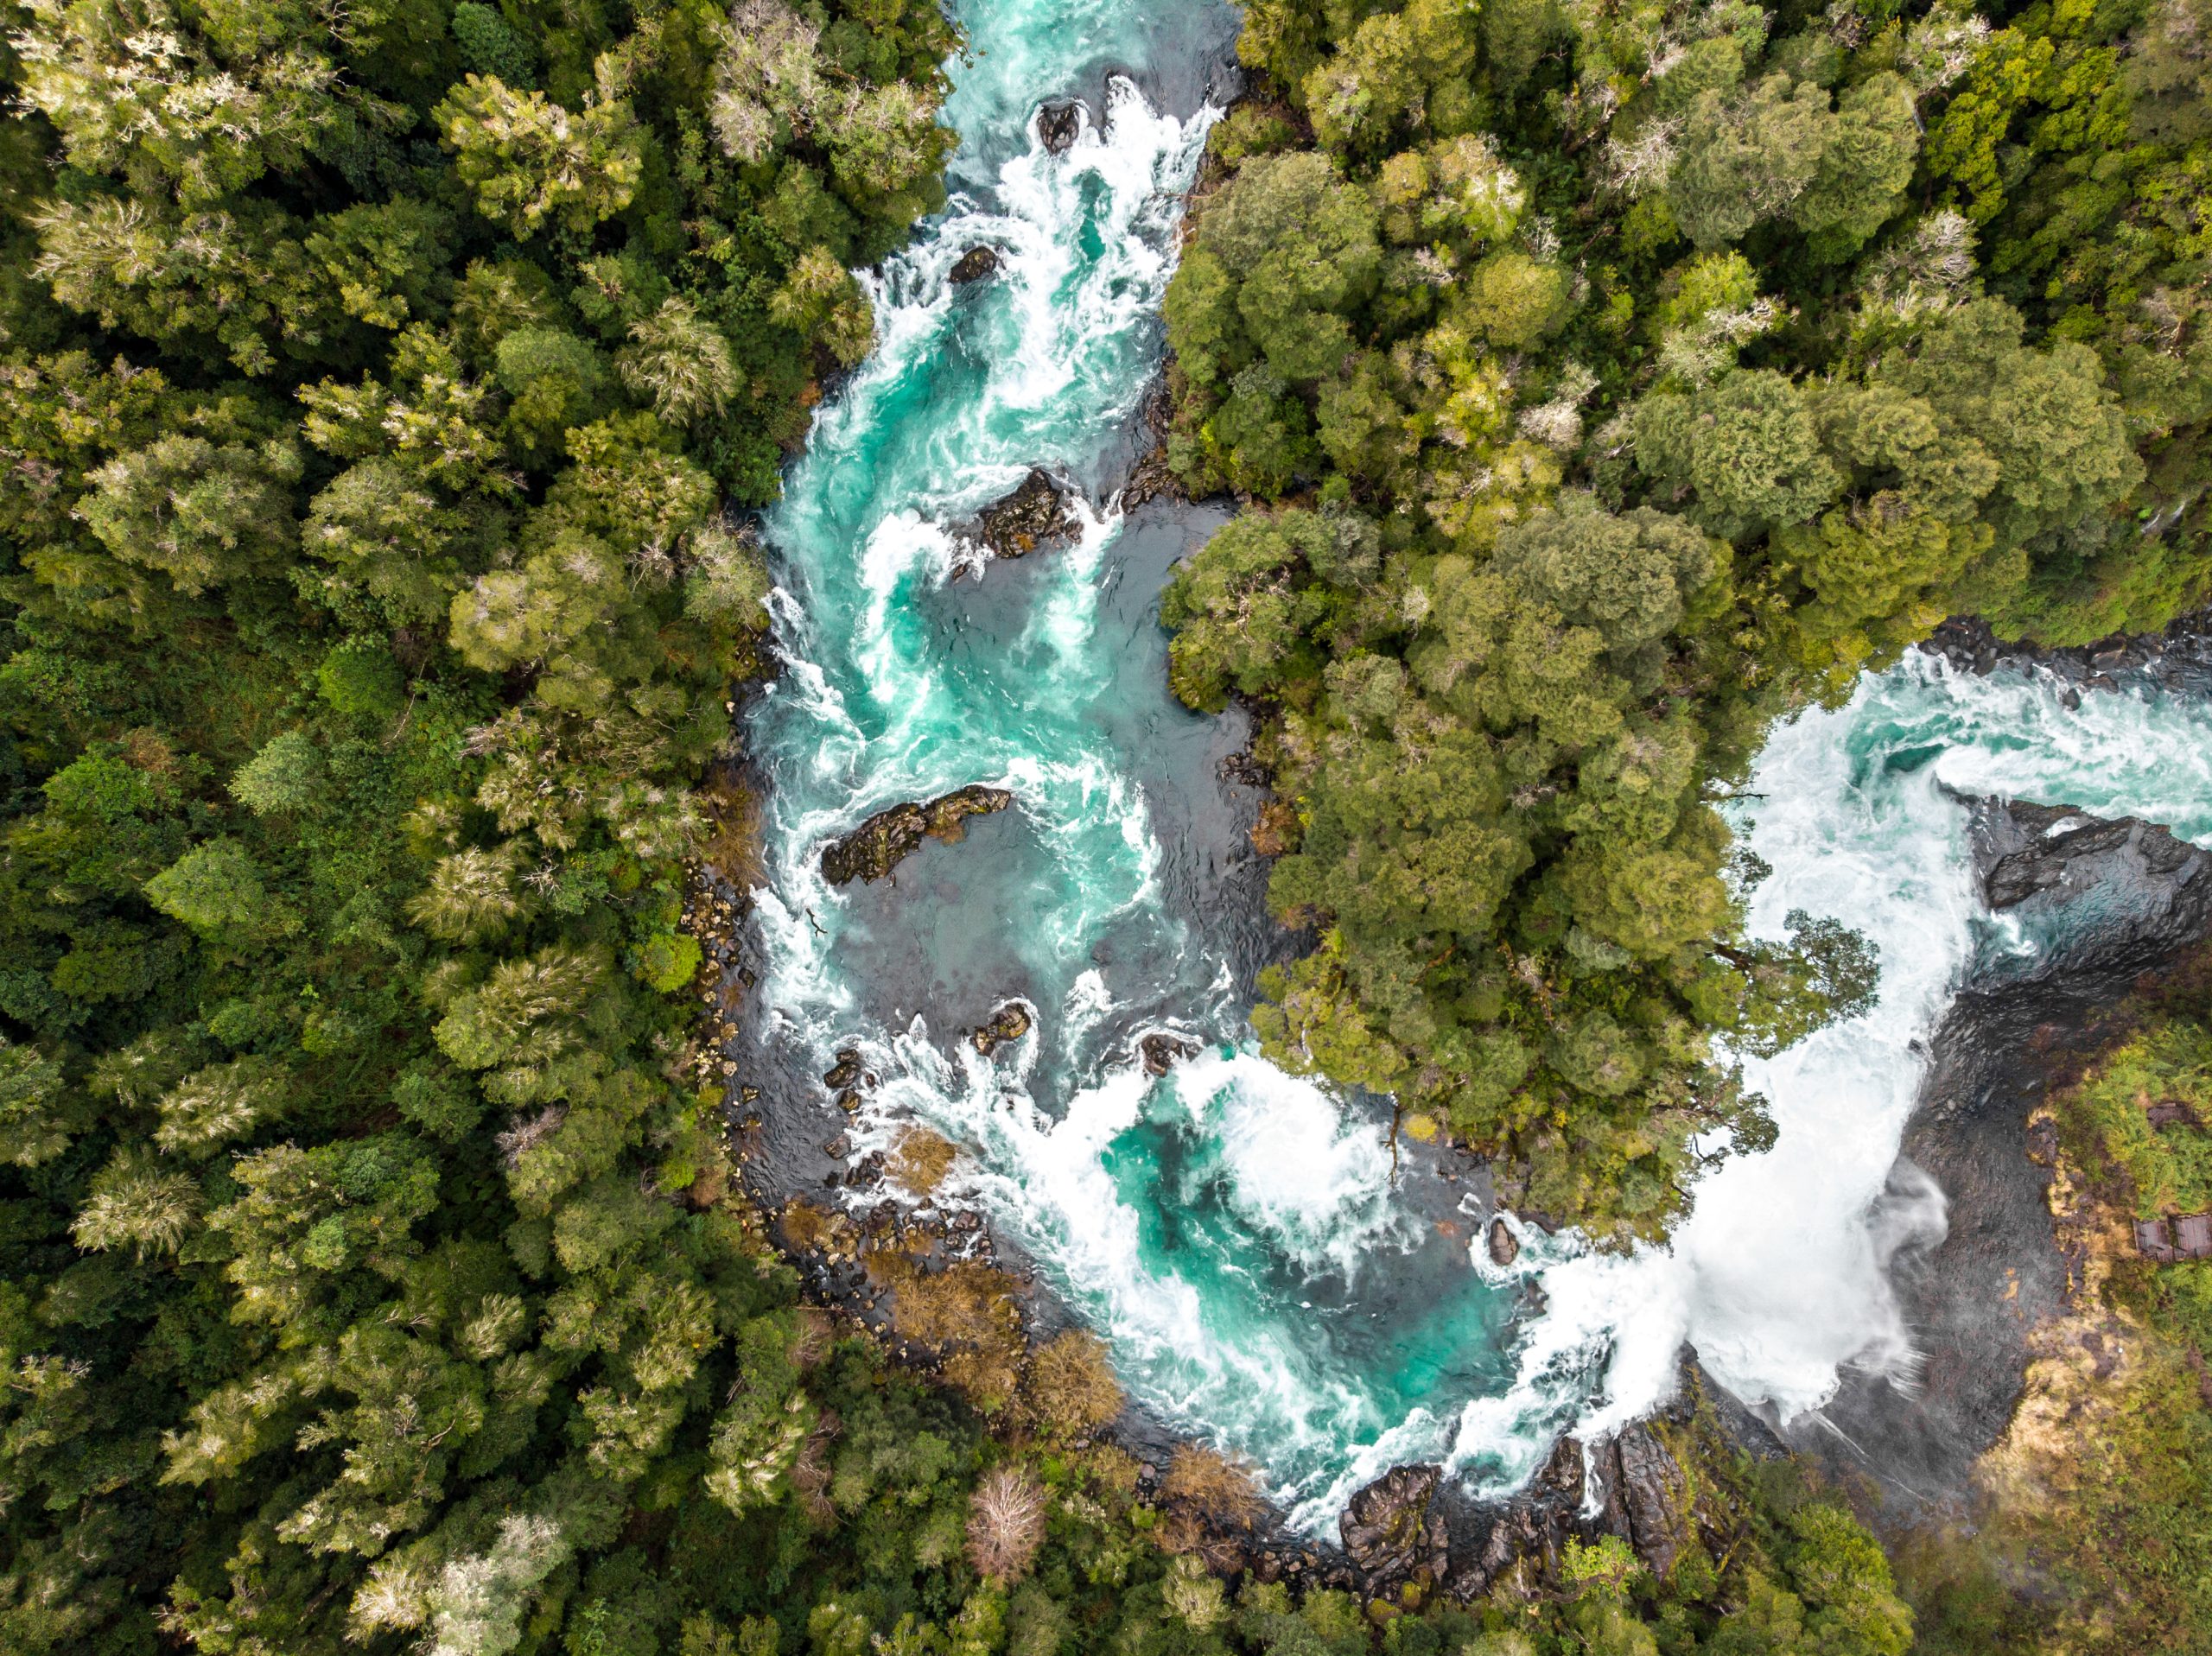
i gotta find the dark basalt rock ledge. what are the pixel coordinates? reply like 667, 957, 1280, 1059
819, 785, 1014, 885
1798, 791, 2212, 1518
1921, 609, 2212, 695
1334, 1350, 1789, 1606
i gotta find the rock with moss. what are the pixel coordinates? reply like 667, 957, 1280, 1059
976, 470, 1080, 558
972, 1002, 1033, 1057
820, 786, 1015, 884
1339, 1462, 1450, 1592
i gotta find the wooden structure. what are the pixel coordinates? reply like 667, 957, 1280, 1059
2135, 1213, 2212, 1262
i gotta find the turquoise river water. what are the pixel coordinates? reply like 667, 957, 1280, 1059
742, 0, 2212, 1532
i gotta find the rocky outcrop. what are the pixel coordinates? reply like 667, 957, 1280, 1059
972, 1002, 1033, 1056
1801, 795, 2212, 1515
1485, 1217, 1519, 1268
1140, 1032, 1199, 1075
1919, 612, 2212, 709
976, 469, 1081, 558
1443, 1435, 1589, 1602
1339, 1463, 1450, 1593
1595, 1424, 1694, 1579
1329, 1355, 1791, 1608
1978, 799, 2209, 918
820, 786, 1014, 885
950, 245, 1000, 285
1036, 98, 1085, 153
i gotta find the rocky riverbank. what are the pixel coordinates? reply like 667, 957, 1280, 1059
1800, 786, 2212, 1516
1921, 611, 2212, 697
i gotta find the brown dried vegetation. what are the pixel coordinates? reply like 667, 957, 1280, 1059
1160, 1443, 1265, 1530
1020, 1327, 1123, 1439
890, 1126, 957, 1196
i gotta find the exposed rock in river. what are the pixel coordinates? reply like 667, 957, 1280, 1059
1486, 1216, 1519, 1268
949, 245, 1000, 285
820, 785, 1014, 885
972, 1001, 1033, 1056
1035, 98, 1085, 153
976, 468, 1081, 558
1980, 799, 2205, 912
1140, 1031, 1199, 1075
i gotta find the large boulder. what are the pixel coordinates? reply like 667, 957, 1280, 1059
1979, 800, 2204, 913
1486, 1217, 1519, 1267
1340, 1463, 1449, 1591
820, 786, 1014, 885
950, 245, 1001, 285
976, 469, 1080, 558
1596, 1424, 1693, 1579
1036, 98, 1085, 154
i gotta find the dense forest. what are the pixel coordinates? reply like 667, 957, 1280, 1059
1159, 0, 2212, 1241
0, 0, 2204, 1652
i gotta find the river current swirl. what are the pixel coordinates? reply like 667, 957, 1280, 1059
741, 0, 2212, 1532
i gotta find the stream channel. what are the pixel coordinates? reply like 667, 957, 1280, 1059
738, 0, 2212, 1535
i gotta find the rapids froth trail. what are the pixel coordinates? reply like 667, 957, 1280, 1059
741, 0, 2212, 1532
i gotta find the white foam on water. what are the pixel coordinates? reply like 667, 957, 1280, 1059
1186, 1056, 1416, 1283
1459, 653, 2212, 1476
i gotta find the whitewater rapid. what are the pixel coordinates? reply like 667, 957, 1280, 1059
1492, 650, 2212, 1463
741, 0, 2212, 1535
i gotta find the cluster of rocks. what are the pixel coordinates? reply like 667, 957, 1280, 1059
1333, 1354, 1789, 1607
821, 1046, 876, 1114
976, 468, 1082, 558
820, 785, 1014, 885
1140, 1031, 1199, 1075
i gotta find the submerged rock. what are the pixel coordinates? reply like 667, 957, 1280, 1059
976, 468, 1081, 558
1036, 98, 1085, 153
949, 245, 1001, 285
1340, 1463, 1450, 1591
820, 785, 1014, 885
973, 1001, 1033, 1056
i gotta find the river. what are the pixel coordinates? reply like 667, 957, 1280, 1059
740, 0, 2212, 1533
